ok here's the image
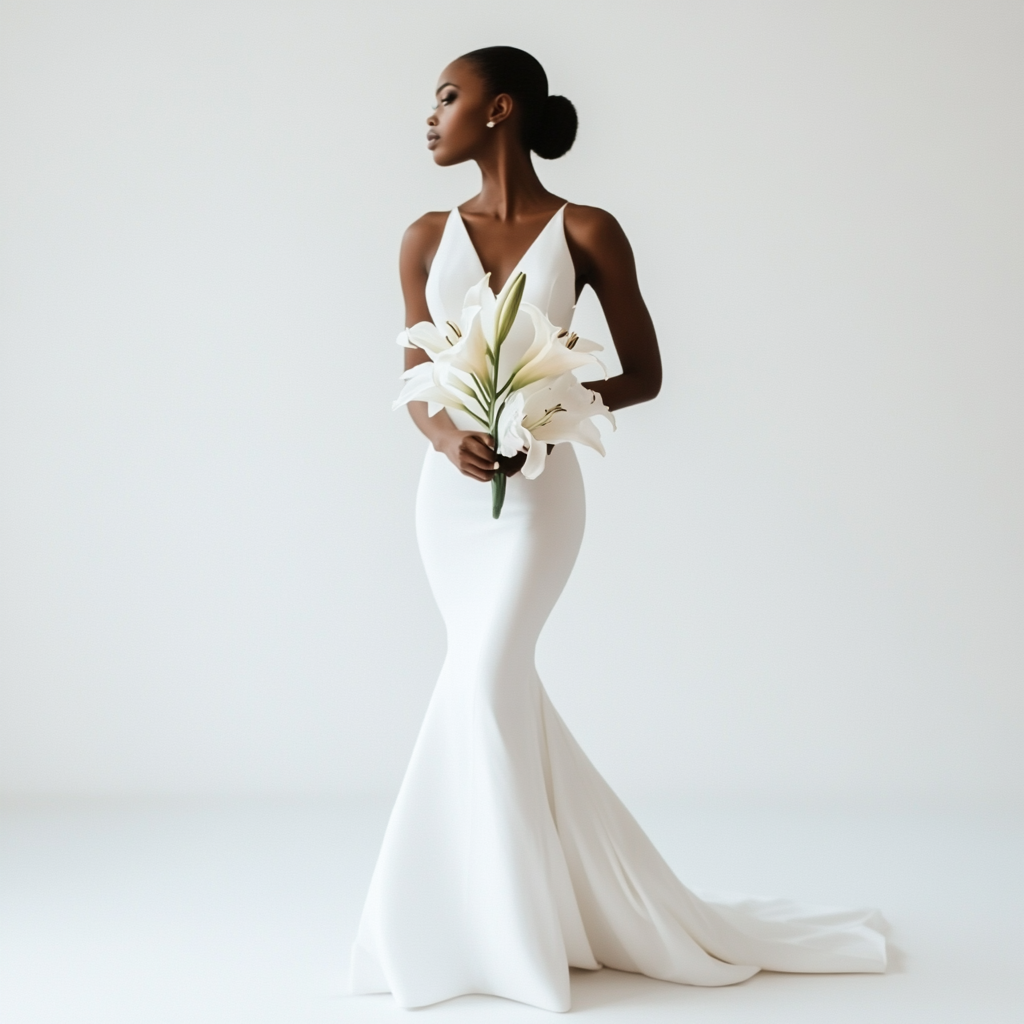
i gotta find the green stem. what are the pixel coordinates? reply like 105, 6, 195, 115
484, 272, 527, 520
491, 471, 506, 519
461, 407, 490, 429
494, 374, 517, 402
470, 373, 491, 401
488, 325, 503, 518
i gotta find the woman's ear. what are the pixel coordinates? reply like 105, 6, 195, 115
487, 93, 514, 127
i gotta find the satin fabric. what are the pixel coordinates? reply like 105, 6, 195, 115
350, 206, 887, 1012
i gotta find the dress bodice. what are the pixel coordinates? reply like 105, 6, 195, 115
425, 205, 576, 333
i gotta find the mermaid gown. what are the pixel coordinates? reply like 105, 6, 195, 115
350, 206, 887, 1012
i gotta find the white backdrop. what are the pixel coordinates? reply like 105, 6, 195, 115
1, 0, 1021, 802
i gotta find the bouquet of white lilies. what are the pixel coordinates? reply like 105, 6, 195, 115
394, 272, 615, 518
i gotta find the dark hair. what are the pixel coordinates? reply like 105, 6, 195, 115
459, 46, 577, 159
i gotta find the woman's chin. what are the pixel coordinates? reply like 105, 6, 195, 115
431, 145, 471, 168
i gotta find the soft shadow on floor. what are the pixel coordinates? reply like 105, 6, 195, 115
567, 966, 905, 1019
568, 967, 690, 1011
885, 941, 908, 973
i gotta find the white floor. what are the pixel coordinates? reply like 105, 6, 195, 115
1, 797, 1021, 1023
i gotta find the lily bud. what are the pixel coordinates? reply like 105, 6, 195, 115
494, 272, 526, 347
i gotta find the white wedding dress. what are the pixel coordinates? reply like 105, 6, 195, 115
350, 206, 887, 1012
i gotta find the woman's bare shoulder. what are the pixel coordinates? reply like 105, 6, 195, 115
400, 211, 450, 282
563, 203, 631, 252
562, 203, 636, 281
402, 210, 449, 257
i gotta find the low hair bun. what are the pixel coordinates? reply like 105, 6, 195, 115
531, 94, 578, 159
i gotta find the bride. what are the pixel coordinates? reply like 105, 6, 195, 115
351, 45, 887, 1012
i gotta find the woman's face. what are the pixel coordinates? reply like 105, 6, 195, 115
427, 60, 504, 166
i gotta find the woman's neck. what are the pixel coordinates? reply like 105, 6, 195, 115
468, 139, 554, 220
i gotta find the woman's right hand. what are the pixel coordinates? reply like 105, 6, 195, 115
436, 429, 500, 481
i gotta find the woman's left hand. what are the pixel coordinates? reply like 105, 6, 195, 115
497, 444, 555, 478
496, 451, 527, 477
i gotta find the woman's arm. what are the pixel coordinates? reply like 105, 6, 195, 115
399, 214, 499, 481
564, 206, 662, 411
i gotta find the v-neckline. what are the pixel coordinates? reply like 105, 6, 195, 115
455, 204, 567, 295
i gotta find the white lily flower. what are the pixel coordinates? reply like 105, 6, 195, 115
397, 319, 457, 355
504, 304, 607, 392
463, 274, 495, 340
560, 332, 603, 354
434, 308, 491, 385
394, 361, 488, 425
496, 372, 616, 480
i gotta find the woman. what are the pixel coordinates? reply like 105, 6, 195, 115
351, 46, 887, 1013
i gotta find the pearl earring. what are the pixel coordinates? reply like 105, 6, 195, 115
486, 121, 495, 128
